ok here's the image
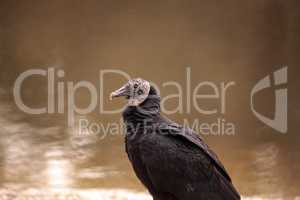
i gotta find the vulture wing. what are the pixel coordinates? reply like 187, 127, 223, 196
138, 117, 240, 200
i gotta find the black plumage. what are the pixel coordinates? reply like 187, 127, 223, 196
118, 84, 240, 200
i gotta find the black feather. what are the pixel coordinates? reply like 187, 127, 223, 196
123, 86, 240, 200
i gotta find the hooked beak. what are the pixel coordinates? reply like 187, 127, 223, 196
110, 84, 130, 100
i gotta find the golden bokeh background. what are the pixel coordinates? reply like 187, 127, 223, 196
0, 0, 299, 199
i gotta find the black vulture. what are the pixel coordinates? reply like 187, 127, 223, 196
110, 78, 241, 200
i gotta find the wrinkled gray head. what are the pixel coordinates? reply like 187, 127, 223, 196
110, 78, 150, 106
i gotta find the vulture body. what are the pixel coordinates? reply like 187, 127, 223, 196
112, 80, 240, 200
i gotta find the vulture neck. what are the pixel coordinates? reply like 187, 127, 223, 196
123, 86, 161, 125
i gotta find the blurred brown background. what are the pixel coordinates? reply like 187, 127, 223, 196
0, 0, 300, 199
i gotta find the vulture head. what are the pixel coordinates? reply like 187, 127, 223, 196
110, 78, 151, 106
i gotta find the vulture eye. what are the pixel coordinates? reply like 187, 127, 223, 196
137, 89, 143, 95
133, 84, 138, 89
